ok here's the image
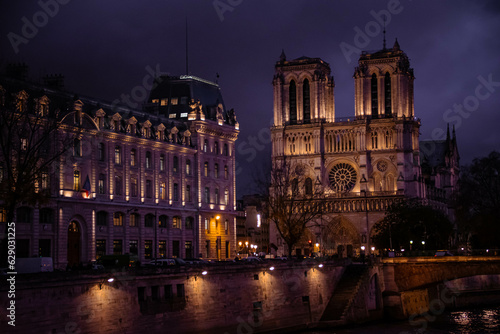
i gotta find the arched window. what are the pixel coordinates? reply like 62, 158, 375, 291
145, 214, 155, 227
224, 165, 228, 179
185, 216, 194, 229
96, 211, 108, 226
203, 139, 208, 153
303, 79, 310, 123
114, 146, 121, 165
289, 80, 297, 124
291, 178, 299, 195
384, 72, 392, 116
305, 178, 313, 196
204, 162, 209, 177
214, 163, 219, 178
223, 143, 229, 156
214, 141, 219, 155
371, 73, 378, 117
113, 212, 124, 226
172, 216, 181, 229
159, 215, 168, 228
224, 188, 229, 205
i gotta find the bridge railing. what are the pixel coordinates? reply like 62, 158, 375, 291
376, 249, 500, 258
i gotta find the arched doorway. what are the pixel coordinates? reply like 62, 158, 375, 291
321, 216, 360, 257
67, 221, 81, 266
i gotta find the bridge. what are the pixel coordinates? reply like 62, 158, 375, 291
378, 256, 500, 291
320, 256, 500, 324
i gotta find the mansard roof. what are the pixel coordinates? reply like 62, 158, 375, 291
0, 71, 236, 138
146, 75, 236, 125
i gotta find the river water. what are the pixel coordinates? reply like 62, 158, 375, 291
303, 305, 500, 333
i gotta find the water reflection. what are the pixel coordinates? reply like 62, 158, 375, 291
303, 305, 500, 334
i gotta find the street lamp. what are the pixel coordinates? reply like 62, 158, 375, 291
422, 240, 425, 250
410, 240, 413, 251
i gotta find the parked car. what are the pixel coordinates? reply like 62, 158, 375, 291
435, 250, 454, 257
242, 256, 263, 263
184, 258, 210, 265
144, 258, 186, 267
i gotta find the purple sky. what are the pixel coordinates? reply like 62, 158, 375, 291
2, 0, 500, 197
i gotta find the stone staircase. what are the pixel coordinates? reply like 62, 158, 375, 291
320, 264, 369, 323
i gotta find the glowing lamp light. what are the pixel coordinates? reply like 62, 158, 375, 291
371, 246, 375, 252
216, 215, 220, 220
315, 243, 319, 247
201, 271, 208, 276
318, 264, 324, 268
361, 246, 365, 251
269, 266, 275, 271
107, 278, 115, 283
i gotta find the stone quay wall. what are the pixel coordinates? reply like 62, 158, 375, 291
0, 261, 346, 334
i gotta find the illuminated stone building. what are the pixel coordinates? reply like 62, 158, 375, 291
270, 41, 459, 257
0, 71, 239, 268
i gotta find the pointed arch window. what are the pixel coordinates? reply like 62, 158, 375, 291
303, 79, 310, 123
371, 73, 378, 118
384, 72, 392, 116
289, 80, 297, 124
305, 178, 313, 196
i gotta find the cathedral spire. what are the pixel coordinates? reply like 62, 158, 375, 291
393, 38, 400, 51
446, 123, 450, 141
279, 49, 286, 62
383, 18, 387, 50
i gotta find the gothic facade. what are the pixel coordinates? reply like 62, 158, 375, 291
0, 71, 239, 269
270, 41, 459, 257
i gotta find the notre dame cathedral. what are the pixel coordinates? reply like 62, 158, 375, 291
270, 40, 459, 257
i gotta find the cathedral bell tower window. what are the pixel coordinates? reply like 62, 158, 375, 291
289, 80, 297, 124
303, 79, 310, 123
371, 73, 378, 118
385, 72, 392, 116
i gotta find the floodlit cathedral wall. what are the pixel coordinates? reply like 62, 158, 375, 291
270, 41, 458, 257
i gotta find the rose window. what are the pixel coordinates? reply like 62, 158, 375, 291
329, 163, 357, 192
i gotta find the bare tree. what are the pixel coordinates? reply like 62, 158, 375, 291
0, 86, 75, 264
263, 156, 324, 258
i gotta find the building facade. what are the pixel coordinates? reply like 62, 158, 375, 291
270, 41, 459, 257
0, 71, 239, 269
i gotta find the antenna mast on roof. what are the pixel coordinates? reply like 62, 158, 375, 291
185, 16, 189, 75
383, 17, 387, 50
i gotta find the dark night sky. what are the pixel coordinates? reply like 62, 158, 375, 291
1, 0, 500, 198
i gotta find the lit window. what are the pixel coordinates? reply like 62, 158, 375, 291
98, 175, 105, 194
115, 146, 121, 165
214, 163, 219, 178
224, 165, 228, 179
159, 182, 166, 200
146, 151, 152, 169
160, 98, 168, 106
172, 216, 181, 229
73, 171, 80, 191
130, 149, 136, 167
170, 97, 178, 105
186, 159, 191, 175
160, 155, 165, 171
205, 187, 210, 203
224, 188, 229, 205
204, 162, 209, 177
113, 212, 123, 226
